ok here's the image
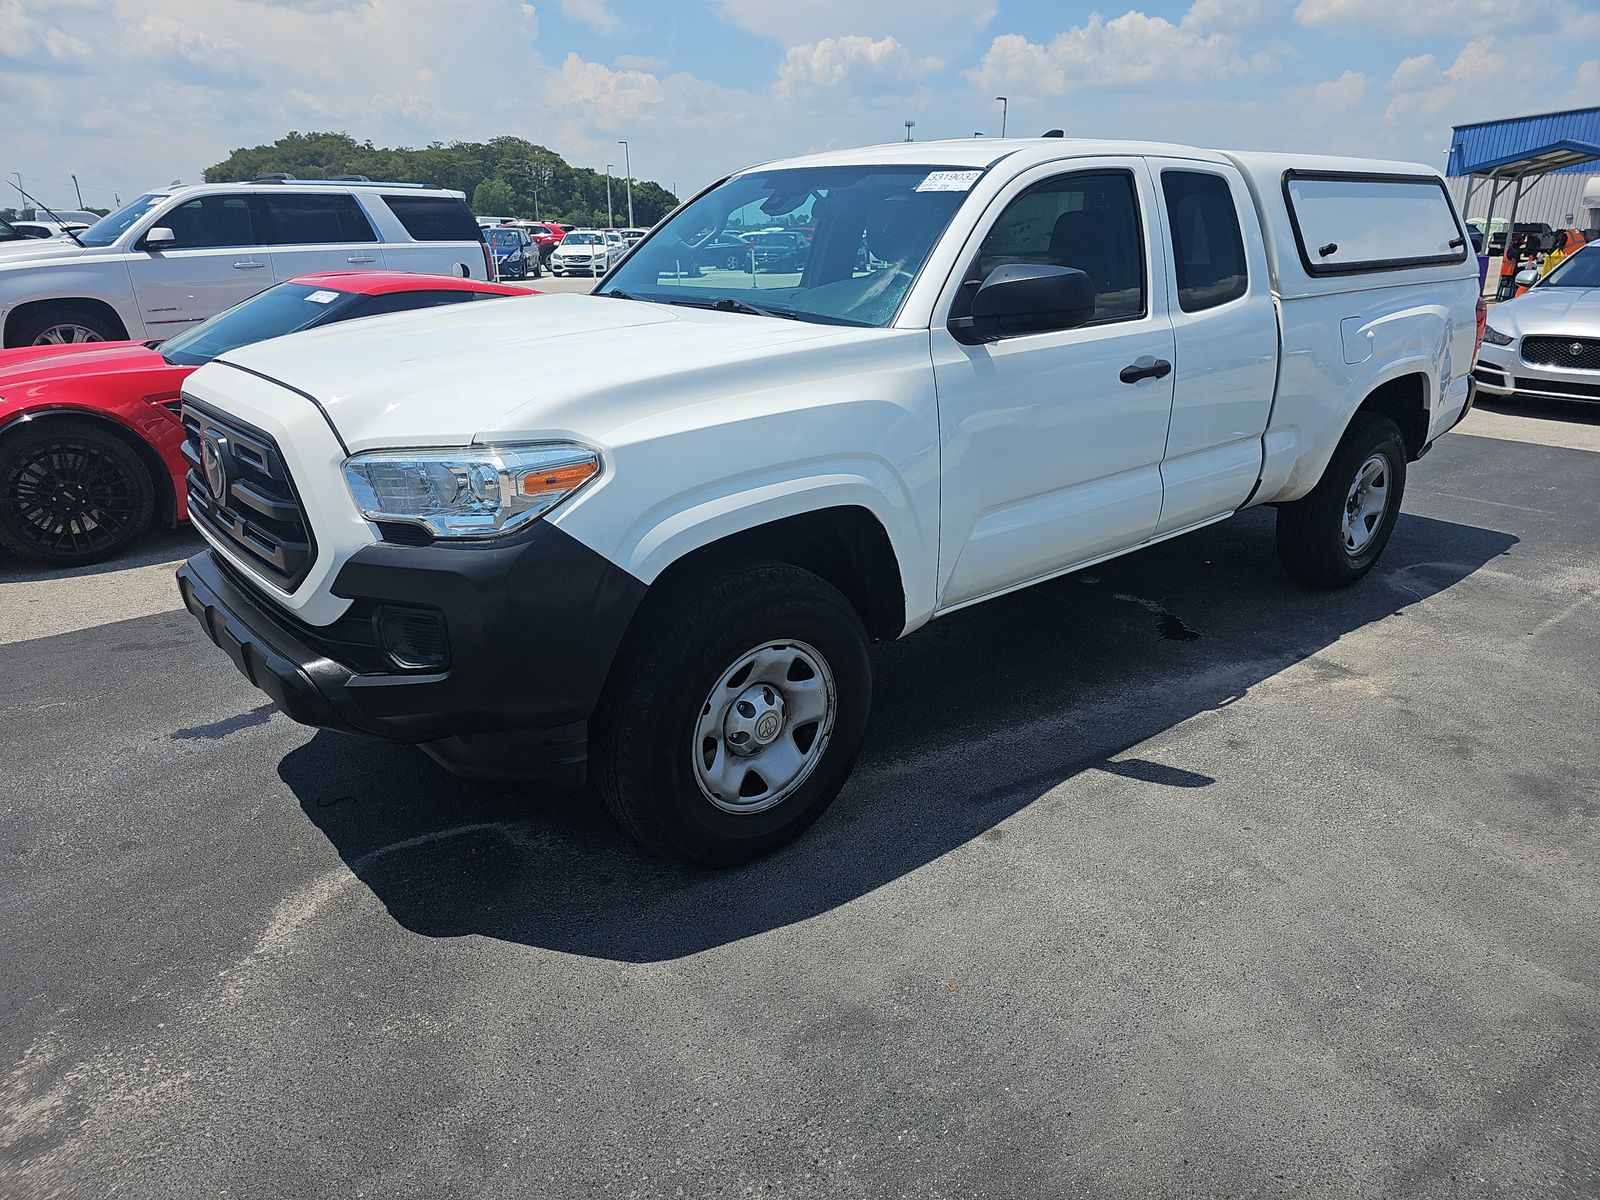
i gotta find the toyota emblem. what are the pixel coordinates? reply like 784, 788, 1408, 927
201, 431, 229, 499
1571, 342, 1586, 357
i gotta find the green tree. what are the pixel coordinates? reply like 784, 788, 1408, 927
204, 132, 680, 226
471, 178, 515, 216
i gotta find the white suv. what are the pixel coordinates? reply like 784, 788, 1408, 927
0, 179, 492, 347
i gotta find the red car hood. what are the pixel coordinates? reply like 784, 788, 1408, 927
0, 341, 191, 416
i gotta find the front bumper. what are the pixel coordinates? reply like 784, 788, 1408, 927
1473, 341, 1600, 403
177, 521, 646, 784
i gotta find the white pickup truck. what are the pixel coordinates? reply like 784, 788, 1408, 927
175, 138, 1482, 863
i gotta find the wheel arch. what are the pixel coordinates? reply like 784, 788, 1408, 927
643, 504, 908, 643
0, 407, 177, 525
3, 297, 131, 348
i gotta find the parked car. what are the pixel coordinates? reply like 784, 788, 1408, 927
549, 229, 622, 277
1505, 222, 1558, 260
620, 228, 650, 245
487, 226, 540, 280
685, 229, 753, 272
1474, 243, 1600, 404
0, 272, 530, 566
509, 222, 566, 263
0, 178, 493, 348
747, 230, 809, 272
7, 220, 92, 240
175, 141, 1480, 864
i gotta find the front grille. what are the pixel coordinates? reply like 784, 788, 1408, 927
1514, 376, 1600, 399
182, 398, 316, 590
1521, 336, 1600, 371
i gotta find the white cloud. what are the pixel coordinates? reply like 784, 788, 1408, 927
776, 36, 941, 98
560, 0, 619, 35
1183, 0, 1288, 32
1295, 0, 1547, 37
1387, 53, 1439, 91
1299, 69, 1367, 108
714, 0, 994, 53
614, 53, 666, 71
969, 13, 1271, 96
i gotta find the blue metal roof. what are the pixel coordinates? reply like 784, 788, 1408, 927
1448, 106, 1600, 177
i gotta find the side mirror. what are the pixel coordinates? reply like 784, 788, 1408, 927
143, 227, 175, 248
950, 264, 1096, 344
1514, 267, 1539, 288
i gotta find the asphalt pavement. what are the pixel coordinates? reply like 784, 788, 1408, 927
2, 402, 1598, 1198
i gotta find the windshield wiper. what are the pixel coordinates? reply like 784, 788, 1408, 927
670, 296, 800, 320
600, 288, 643, 301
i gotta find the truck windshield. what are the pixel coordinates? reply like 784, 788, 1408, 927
78, 193, 168, 247
603, 164, 977, 328
1538, 246, 1600, 288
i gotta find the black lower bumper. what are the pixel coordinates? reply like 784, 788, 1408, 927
177, 522, 646, 785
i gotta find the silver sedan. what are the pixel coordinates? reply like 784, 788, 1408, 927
1475, 244, 1600, 404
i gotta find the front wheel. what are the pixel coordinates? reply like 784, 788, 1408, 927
593, 561, 872, 864
1276, 412, 1407, 587
0, 420, 156, 565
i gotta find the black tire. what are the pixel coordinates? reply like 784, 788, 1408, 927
9, 304, 122, 348
0, 419, 156, 566
593, 560, 872, 865
1276, 412, 1407, 587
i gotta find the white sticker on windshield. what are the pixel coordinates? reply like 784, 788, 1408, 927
304, 289, 339, 304
915, 170, 982, 193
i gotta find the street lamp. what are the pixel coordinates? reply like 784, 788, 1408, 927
604, 164, 614, 228
617, 140, 633, 228
995, 96, 1008, 137
904, 120, 916, 142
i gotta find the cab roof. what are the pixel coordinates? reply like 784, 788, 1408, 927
745, 137, 1438, 179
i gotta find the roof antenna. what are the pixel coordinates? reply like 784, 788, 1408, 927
1042, 129, 1064, 138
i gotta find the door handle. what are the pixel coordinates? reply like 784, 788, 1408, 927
1119, 356, 1172, 384
232, 260, 266, 270
346, 255, 376, 264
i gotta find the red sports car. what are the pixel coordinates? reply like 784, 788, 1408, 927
0, 272, 532, 566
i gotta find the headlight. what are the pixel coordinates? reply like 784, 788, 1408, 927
343, 443, 600, 538
1482, 325, 1514, 346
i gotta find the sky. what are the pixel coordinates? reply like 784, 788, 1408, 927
3, 0, 1597, 211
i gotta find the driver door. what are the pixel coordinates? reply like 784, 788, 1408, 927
125, 193, 269, 335
930, 159, 1176, 609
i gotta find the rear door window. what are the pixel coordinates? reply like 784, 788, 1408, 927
1284, 172, 1467, 274
258, 193, 377, 244
381, 195, 482, 242
1161, 170, 1248, 311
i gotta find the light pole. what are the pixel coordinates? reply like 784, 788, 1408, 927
604, 164, 614, 228
617, 140, 633, 228
532, 188, 539, 221
904, 120, 916, 142
995, 96, 1008, 137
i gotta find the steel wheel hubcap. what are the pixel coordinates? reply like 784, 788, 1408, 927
1343, 452, 1391, 554
34, 323, 104, 346
693, 640, 836, 814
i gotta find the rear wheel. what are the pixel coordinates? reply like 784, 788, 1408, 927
11, 305, 122, 348
0, 420, 156, 565
594, 561, 872, 864
1276, 412, 1407, 587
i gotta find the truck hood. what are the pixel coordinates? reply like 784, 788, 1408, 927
210, 292, 870, 451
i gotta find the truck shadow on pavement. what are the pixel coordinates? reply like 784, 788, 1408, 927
279, 507, 1516, 962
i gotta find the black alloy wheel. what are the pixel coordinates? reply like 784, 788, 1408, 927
0, 423, 155, 565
